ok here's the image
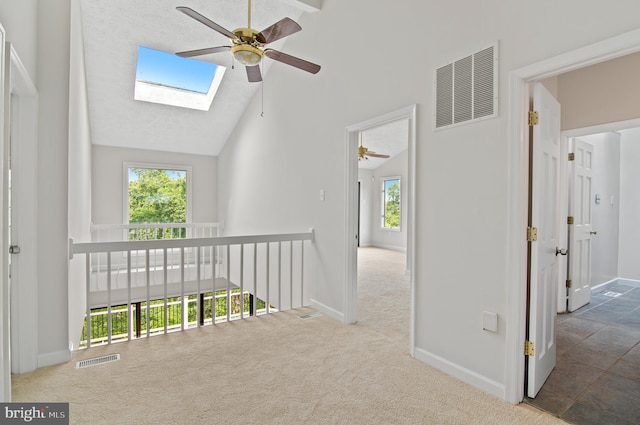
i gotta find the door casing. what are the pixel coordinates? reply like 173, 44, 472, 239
506, 28, 640, 404
344, 105, 417, 355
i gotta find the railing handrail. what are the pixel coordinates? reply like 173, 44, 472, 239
70, 229, 314, 257
91, 222, 220, 230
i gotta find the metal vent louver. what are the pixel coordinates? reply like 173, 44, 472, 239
76, 353, 120, 369
435, 43, 498, 129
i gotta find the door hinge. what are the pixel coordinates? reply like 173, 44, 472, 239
567, 216, 574, 225
566, 279, 572, 289
527, 227, 538, 242
568, 153, 575, 161
528, 111, 539, 126
524, 340, 535, 356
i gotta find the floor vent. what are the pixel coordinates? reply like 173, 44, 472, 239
603, 291, 622, 298
76, 354, 120, 369
298, 312, 321, 320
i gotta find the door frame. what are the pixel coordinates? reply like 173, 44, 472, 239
7, 44, 39, 374
344, 104, 417, 354
506, 28, 640, 404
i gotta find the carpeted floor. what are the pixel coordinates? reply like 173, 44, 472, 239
11, 247, 565, 424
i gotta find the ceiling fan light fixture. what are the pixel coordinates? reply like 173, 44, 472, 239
231, 44, 263, 66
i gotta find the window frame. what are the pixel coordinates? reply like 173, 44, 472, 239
380, 176, 401, 231
123, 162, 193, 228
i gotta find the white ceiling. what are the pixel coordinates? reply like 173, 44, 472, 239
80, 0, 307, 156
79, 0, 405, 162
358, 119, 409, 170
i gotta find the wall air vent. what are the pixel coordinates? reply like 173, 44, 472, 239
434, 42, 498, 130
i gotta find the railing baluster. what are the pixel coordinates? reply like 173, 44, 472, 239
240, 244, 245, 319
196, 246, 201, 327
127, 250, 132, 341
266, 242, 270, 314
212, 243, 217, 325
163, 248, 168, 334
301, 240, 305, 307
146, 249, 150, 338
181, 247, 185, 331
107, 252, 112, 344
253, 243, 257, 316
226, 244, 231, 322
85, 254, 91, 348
278, 241, 282, 311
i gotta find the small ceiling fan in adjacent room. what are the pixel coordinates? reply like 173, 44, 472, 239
359, 135, 390, 161
175, 0, 321, 82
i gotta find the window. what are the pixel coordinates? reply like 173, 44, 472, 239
124, 163, 192, 239
381, 177, 401, 230
134, 46, 226, 111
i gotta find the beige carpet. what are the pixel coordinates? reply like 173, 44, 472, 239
12, 247, 565, 424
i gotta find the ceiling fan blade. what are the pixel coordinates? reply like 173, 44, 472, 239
264, 49, 321, 74
246, 65, 262, 83
256, 17, 301, 44
176, 6, 239, 40
175, 46, 231, 58
366, 153, 390, 158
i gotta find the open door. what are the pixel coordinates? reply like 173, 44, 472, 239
527, 82, 561, 398
567, 138, 594, 312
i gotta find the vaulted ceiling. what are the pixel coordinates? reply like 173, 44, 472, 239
80, 0, 407, 163
80, 0, 308, 156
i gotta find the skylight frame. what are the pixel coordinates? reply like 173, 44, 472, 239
134, 46, 226, 111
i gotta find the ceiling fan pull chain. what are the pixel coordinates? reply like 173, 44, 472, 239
261, 64, 265, 117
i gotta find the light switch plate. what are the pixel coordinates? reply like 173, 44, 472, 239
483, 311, 498, 333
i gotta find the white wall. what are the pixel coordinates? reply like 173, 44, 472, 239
579, 133, 620, 286
369, 150, 408, 251
92, 145, 217, 225
0, 1, 38, 81
67, 0, 92, 352
559, 52, 640, 131
619, 128, 640, 280
217, 0, 640, 400
36, 0, 72, 368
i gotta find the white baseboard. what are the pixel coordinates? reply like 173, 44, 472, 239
38, 349, 72, 368
414, 347, 506, 401
310, 299, 345, 323
593, 277, 640, 291
372, 244, 407, 252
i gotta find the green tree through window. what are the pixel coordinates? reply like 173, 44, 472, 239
128, 168, 187, 238
383, 178, 400, 229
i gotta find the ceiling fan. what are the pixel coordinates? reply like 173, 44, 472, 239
175, 1, 321, 83
359, 138, 390, 161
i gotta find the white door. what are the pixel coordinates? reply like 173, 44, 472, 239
567, 138, 594, 312
0, 31, 10, 402
527, 82, 561, 398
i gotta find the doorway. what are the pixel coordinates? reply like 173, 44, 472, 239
506, 28, 640, 404
344, 105, 417, 354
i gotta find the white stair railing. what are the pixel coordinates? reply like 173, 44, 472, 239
69, 229, 314, 348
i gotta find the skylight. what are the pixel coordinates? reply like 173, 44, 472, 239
134, 46, 226, 111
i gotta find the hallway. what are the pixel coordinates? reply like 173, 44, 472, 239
525, 281, 640, 424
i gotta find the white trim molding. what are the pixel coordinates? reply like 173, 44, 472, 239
415, 348, 506, 400
344, 104, 417, 356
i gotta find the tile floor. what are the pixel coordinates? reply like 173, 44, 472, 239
525, 280, 640, 424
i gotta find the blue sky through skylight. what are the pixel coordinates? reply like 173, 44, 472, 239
136, 46, 217, 94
